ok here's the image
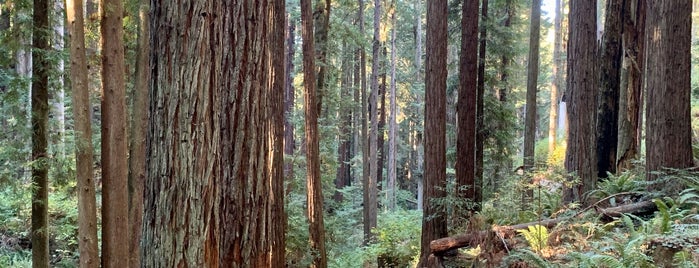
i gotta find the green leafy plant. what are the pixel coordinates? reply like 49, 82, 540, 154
517, 225, 549, 253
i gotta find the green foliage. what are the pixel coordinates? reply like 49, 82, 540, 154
500, 248, 554, 268
589, 170, 646, 203
517, 225, 549, 253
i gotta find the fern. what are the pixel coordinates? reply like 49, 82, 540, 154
517, 225, 549, 252
500, 249, 553, 268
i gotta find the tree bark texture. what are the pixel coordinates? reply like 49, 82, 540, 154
548, 0, 563, 155
365, 0, 381, 246
301, 0, 328, 266
596, 0, 623, 179
142, 1, 286, 266
617, 0, 644, 171
523, 0, 541, 172
314, 0, 331, 115
66, 0, 99, 266
564, 0, 598, 204
645, 0, 693, 192
127, 0, 150, 266
419, 0, 448, 266
100, 0, 129, 264
31, 0, 50, 265
457, 0, 478, 216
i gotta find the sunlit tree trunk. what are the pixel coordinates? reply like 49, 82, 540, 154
365, 0, 380, 248
645, 0, 692, 192
548, 0, 563, 156
301, 0, 328, 266
418, 0, 447, 266
564, 0, 598, 204
66, 0, 99, 266
142, 1, 286, 266
100, 0, 129, 265
457, 0, 478, 217
31, 0, 50, 265
596, 0, 623, 179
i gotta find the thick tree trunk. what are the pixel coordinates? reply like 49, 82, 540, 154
456, 0, 478, 216
100, 0, 129, 265
419, 1, 448, 266
365, 0, 381, 247
142, 1, 286, 266
127, 0, 150, 266
548, 0, 563, 156
301, 0, 328, 266
66, 0, 99, 266
359, 0, 373, 246
523, 0, 541, 173
617, 0, 645, 171
645, 0, 693, 192
564, 0, 598, 204
31, 0, 50, 265
596, 0, 623, 179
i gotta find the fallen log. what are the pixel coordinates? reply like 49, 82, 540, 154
430, 200, 657, 255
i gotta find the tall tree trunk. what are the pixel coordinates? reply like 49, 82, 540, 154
387, 2, 397, 211
31, 0, 50, 265
127, 0, 150, 266
285, 16, 297, 187
301, 0, 328, 266
359, 0, 372, 245
475, 0, 488, 207
100, 0, 129, 265
314, 0, 331, 115
548, 0, 563, 156
564, 0, 598, 204
378, 48, 387, 192
419, 0, 447, 266
596, 0, 623, 179
524, 0, 541, 171
52, 0, 66, 158
645, 0, 692, 192
67, 0, 99, 266
142, 1, 286, 266
457, 0, 478, 217
365, 0, 380, 246
335, 44, 352, 203
617, 0, 645, 171
414, 0, 424, 211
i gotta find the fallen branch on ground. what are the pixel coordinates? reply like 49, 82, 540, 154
430, 200, 657, 255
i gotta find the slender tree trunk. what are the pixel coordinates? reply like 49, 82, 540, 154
475, 0, 488, 207
457, 0, 478, 216
301, 0, 328, 266
564, 0, 598, 204
52, 0, 66, 158
645, 0, 692, 192
365, 0, 380, 246
142, 1, 286, 266
596, 0, 623, 179
314, 0, 331, 115
414, 0, 424, 211
617, 0, 645, 171
67, 0, 99, 266
127, 0, 150, 266
100, 0, 129, 265
31, 0, 50, 265
359, 0, 372, 245
419, 0, 447, 266
378, 48, 387, 192
524, 0, 541, 172
387, 3, 397, 211
548, 0, 563, 156
285, 16, 297, 186
335, 44, 352, 203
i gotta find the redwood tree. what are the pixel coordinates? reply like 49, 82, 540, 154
301, 0, 328, 265
523, 0, 541, 173
66, 0, 99, 265
419, 0, 447, 265
456, 0, 478, 216
564, 0, 598, 204
141, 1, 286, 266
645, 0, 692, 192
